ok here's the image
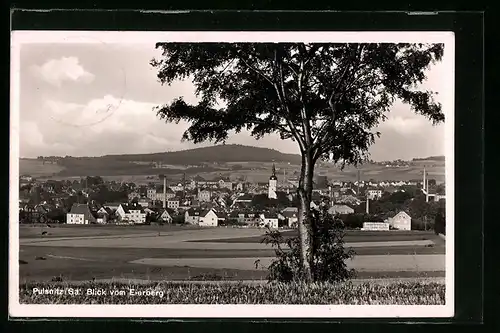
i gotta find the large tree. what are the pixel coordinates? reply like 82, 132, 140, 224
151, 42, 444, 281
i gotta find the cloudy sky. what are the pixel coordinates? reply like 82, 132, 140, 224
18, 42, 447, 161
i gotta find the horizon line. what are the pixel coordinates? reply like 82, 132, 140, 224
18, 143, 444, 162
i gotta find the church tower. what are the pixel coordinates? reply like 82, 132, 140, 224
268, 163, 278, 199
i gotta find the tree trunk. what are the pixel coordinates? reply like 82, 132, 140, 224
297, 152, 315, 282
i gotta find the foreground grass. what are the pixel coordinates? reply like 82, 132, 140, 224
20, 281, 445, 305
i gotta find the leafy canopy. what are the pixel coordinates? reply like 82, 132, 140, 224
151, 43, 444, 166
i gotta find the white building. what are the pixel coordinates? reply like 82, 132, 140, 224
96, 213, 107, 224
217, 176, 233, 190
116, 203, 147, 224
259, 212, 279, 229
268, 164, 278, 199
386, 211, 412, 231
185, 208, 203, 224
166, 198, 180, 209
158, 208, 173, 223
66, 203, 96, 225
155, 188, 176, 201
366, 189, 383, 200
198, 189, 211, 202
147, 187, 156, 200
199, 209, 220, 227
328, 204, 354, 215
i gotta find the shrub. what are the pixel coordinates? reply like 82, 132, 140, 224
262, 207, 356, 283
434, 207, 446, 235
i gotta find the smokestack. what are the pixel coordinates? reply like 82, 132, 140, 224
163, 176, 167, 209
423, 166, 426, 192
425, 177, 429, 203
366, 197, 370, 214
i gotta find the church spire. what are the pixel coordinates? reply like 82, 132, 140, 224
270, 163, 278, 181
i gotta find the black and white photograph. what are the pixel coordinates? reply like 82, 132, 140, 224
10, 31, 454, 318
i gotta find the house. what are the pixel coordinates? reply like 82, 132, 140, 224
66, 203, 97, 225
104, 202, 122, 211
116, 203, 147, 224
146, 187, 157, 200
157, 208, 174, 223
155, 187, 176, 201
178, 199, 192, 209
199, 209, 220, 227
198, 189, 211, 202
96, 213, 107, 224
167, 198, 180, 209
366, 188, 383, 200
337, 195, 361, 206
229, 211, 260, 225
170, 183, 184, 192
97, 206, 113, 216
281, 207, 299, 228
259, 212, 279, 229
328, 204, 355, 215
137, 197, 150, 208
20, 174, 33, 182
217, 176, 233, 190
232, 193, 253, 206
185, 208, 203, 224
386, 211, 412, 230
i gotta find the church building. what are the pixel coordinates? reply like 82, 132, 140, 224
268, 164, 278, 199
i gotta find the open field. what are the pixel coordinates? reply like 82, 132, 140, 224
19, 224, 202, 239
18, 226, 445, 283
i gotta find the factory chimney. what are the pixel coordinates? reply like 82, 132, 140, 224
366, 196, 370, 214
423, 166, 427, 192
159, 174, 167, 209
425, 176, 429, 203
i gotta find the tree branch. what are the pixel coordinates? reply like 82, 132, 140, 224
239, 51, 306, 151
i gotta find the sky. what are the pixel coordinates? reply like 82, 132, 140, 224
17, 42, 447, 161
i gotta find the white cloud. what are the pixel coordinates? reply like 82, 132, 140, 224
32, 56, 95, 87
20, 121, 45, 147
381, 116, 425, 135
33, 95, 192, 156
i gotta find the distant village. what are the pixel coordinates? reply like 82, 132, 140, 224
18, 164, 446, 231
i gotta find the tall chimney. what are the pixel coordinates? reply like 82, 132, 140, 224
423, 166, 426, 192
425, 177, 429, 203
163, 176, 167, 209
366, 197, 370, 214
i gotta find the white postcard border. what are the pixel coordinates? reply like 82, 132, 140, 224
9, 30, 455, 319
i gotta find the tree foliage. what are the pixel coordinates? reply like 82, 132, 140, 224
152, 42, 443, 164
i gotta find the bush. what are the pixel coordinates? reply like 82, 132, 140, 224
434, 207, 446, 235
263, 207, 356, 283
19, 281, 446, 305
